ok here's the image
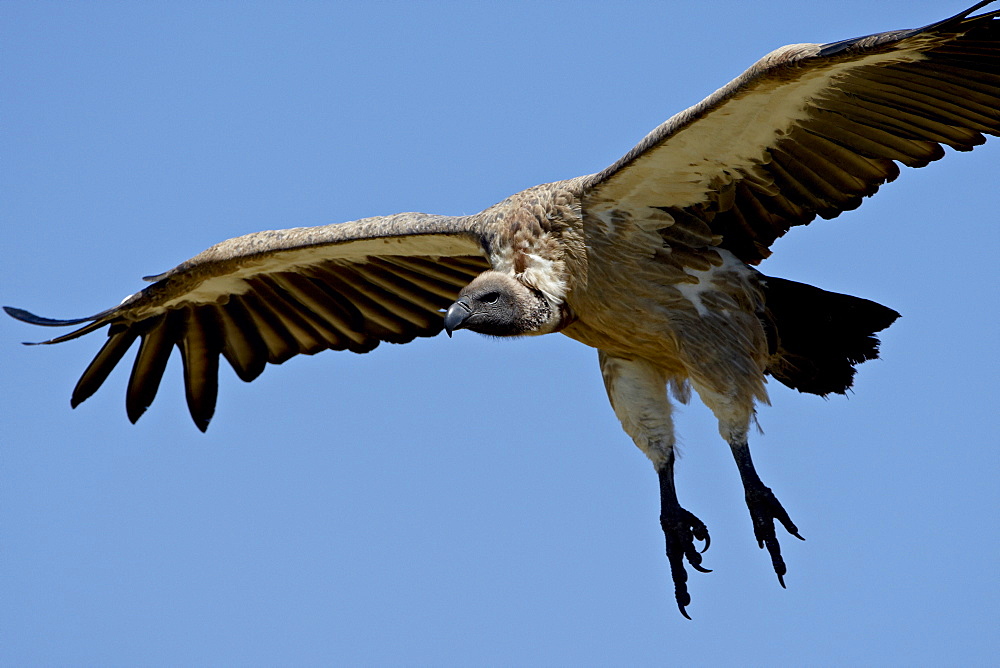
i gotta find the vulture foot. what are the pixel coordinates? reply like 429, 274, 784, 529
660, 506, 711, 620
744, 484, 804, 587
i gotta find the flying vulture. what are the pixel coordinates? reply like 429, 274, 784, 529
7, 2, 999, 618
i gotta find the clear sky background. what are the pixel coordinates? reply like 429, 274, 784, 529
2, 1, 997, 665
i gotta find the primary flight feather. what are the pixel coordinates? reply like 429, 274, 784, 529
7, 2, 998, 618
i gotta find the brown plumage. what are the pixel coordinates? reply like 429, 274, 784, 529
6, 2, 998, 617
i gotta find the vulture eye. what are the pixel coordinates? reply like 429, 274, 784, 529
479, 291, 501, 304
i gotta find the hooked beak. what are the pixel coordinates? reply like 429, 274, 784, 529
443, 299, 472, 337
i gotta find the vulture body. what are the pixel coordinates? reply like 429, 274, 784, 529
7, 3, 998, 618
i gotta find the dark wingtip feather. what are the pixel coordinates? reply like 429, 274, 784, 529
3, 306, 96, 327
6, 304, 121, 345
71, 326, 141, 409
179, 308, 221, 432
817, 2, 999, 58
126, 404, 147, 425
125, 312, 181, 425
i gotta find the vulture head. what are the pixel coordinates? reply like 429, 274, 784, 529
444, 271, 568, 338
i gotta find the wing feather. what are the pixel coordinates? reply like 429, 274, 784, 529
179, 307, 221, 432
291, 271, 375, 347
349, 264, 453, 316
850, 69, 997, 127
386, 255, 483, 286
266, 273, 358, 349
372, 258, 473, 299
583, 3, 1000, 263
126, 312, 182, 424
7, 214, 491, 427
808, 106, 939, 166
918, 60, 1000, 91
357, 281, 440, 330
71, 325, 141, 408
245, 278, 329, 356
798, 129, 898, 183
310, 269, 413, 339
215, 297, 269, 382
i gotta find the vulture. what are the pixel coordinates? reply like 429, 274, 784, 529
7, 2, 999, 618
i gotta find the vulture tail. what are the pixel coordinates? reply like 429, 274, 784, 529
761, 276, 900, 396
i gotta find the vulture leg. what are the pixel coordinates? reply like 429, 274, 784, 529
729, 438, 804, 587
657, 450, 711, 620
598, 352, 711, 618
696, 381, 805, 585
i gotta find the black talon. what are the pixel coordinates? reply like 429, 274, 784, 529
681, 510, 712, 571
745, 483, 801, 587
658, 460, 712, 618
661, 515, 701, 621
729, 440, 804, 588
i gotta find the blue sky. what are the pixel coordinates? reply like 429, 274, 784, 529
2, 1, 997, 664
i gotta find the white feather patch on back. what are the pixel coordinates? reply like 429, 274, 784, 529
676, 248, 755, 317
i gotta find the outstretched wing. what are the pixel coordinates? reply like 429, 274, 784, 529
583, 2, 999, 263
5, 213, 491, 431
